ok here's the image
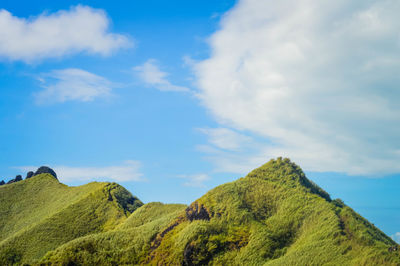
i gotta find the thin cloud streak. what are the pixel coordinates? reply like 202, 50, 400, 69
16, 160, 144, 183
392, 232, 400, 244
179, 173, 210, 188
134, 59, 190, 92
34, 68, 114, 104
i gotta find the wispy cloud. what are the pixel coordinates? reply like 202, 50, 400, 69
179, 173, 210, 188
194, 0, 400, 175
198, 128, 254, 152
392, 232, 400, 244
0, 5, 130, 62
16, 160, 143, 183
197, 127, 269, 174
134, 59, 189, 92
35, 68, 113, 104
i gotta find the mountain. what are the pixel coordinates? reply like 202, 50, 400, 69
1, 158, 399, 265
0, 171, 142, 265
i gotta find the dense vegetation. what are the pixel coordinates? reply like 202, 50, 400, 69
0, 173, 142, 265
1, 158, 399, 265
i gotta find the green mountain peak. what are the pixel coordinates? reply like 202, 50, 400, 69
33, 166, 58, 179
248, 157, 331, 201
1, 159, 399, 265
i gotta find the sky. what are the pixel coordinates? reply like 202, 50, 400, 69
0, 0, 399, 241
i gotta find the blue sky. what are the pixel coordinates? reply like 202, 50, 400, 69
0, 0, 399, 241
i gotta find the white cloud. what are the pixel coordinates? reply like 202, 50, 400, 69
198, 128, 253, 152
392, 232, 400, 244
179, 174, 210, 187
17, 160, 143, 183
197, 128, 269, 174
0, 5, 130, 62
134, 59, 190, 92
182, 55, 197, 68
194, 0, 400, 175
35, 68, 113, 104
198, 146, 268, 174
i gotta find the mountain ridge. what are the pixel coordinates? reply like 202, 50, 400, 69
1, 158, 399, 265
0, 172, 143, 265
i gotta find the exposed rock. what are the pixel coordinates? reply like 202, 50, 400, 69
7, 179, 16, 184
5, 175, 23, 185
185, 202, 210, 222
26, 171, 34, 179
1, 167, 57, 185
34, 166, 57, 179
149, 216, 187, 261
0, 180, 4, 186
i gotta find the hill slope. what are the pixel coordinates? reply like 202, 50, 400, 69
1, 158, 399, 265
0, 173, 143, 265
40, 202, 187, 265
37, 158, 400, 265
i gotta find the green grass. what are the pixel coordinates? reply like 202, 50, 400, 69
145, 158, 400, 265
38, 202, 186, 265
0, 174, 143, 265
1, 158, 399, 265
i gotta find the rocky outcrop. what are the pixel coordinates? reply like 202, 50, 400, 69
185, 202, 210, 222
6, 175, 23, 184
2, 167, 57, 186
34, 166, 57, 179
26, 171, 34, 179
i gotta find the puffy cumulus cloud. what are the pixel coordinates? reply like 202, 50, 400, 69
17, 160, 143, 183
35, 68, 113, 104
0, 5, 130, 62
134, 59, 190, 92
195, 0, 400, 175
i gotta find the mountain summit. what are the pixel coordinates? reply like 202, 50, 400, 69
247, 157, 331, 200
33, 166, 58, 179
0, 158, 399, 265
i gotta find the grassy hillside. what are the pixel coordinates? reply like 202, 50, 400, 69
0, 173, 143, 265
1, 158, 399, 265
147, 159, 398, 265
39, 202, 187, 265
37, 158, 400, 265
